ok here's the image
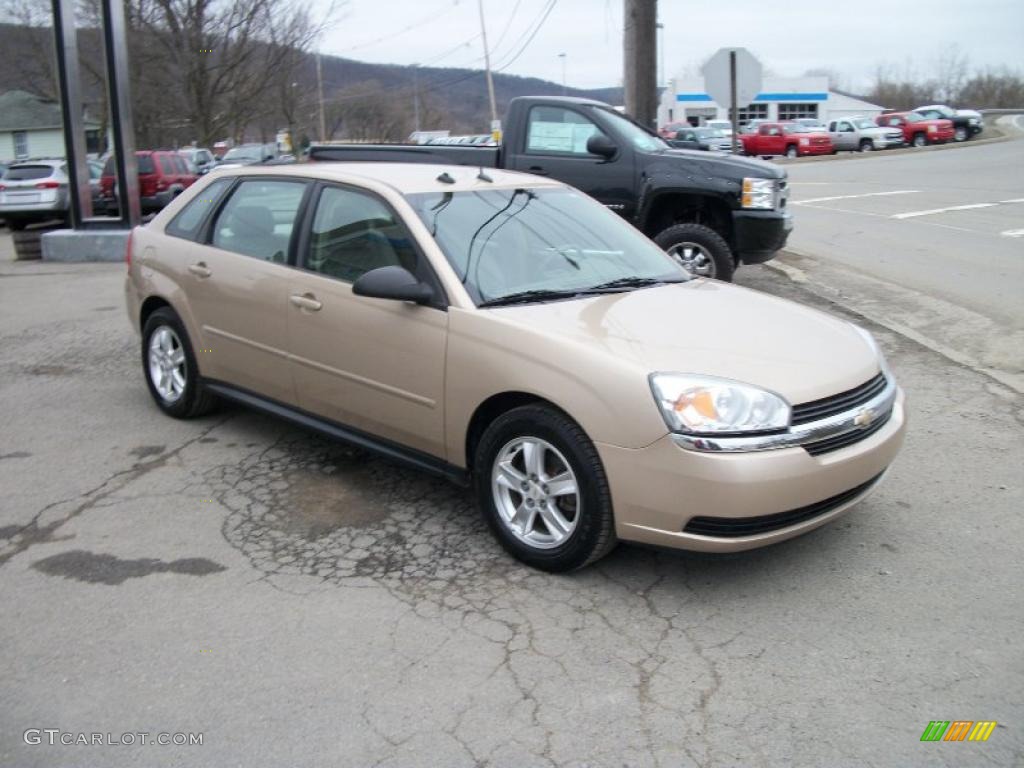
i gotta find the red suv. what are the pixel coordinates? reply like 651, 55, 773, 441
739, 121, 834, 158
99, 150, 198, 214
875, 112, 954, 147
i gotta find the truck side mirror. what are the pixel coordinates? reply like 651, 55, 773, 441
586, 134, 618, 161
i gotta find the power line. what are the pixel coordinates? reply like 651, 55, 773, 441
494, 0, 558, 73
337, 1, 461, 54
490, 0, 524, 56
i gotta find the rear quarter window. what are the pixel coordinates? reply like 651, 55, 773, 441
165, 178, 233, 242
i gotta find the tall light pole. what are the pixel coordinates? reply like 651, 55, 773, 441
477, 0, 499, 137
558, 53, 567, 95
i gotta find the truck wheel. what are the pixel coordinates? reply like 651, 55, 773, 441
954, 126, 968, 142
859, 140, 873, 152
912, 133, 927, 148
785, 145, 798, 159
654, 223, 734, 282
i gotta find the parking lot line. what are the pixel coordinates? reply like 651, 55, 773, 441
793, 190, 919, 205
892, 203, 1000, 219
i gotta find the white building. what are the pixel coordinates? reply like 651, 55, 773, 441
658, 75, 886, 128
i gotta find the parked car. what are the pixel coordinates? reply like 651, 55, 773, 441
99, 150, 199, 214
126, 164, 905, 571
955, 108, 984, 136
828, 117, 905, 152
0, 158, 69, 229
657, 121, 691, 139
913, 104, 982, 142
705, 119, 733, 137
739, 122, 833, 158
668, 127, 732, 153
308, 95, 792, 282
874, 111, 954, 147
739, 119, 769, 135
179, 147, 217, 175
216, 143, 278, 168
793, 117, 828, 131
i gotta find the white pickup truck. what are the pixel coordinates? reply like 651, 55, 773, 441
828, 117, 905, 152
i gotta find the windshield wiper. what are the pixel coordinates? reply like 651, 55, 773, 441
587, 276, 687, 291
478, 289, 594, 308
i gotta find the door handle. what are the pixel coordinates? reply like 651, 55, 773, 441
188, 262, 211, 278
289, 293, 322, 312
527, 166, 549, 176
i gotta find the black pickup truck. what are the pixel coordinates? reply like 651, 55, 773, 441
308, 96, 791, 281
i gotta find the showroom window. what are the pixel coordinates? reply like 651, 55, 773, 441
736, 104, 768, 126
778, 103, 820, 121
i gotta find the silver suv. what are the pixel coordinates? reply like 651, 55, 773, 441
0, 157, 104, 229
828, 117, 904, 152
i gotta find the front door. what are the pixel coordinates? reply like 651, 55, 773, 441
286, 183, 448, 459
181, 176, 308, 404
507, 104, 636, 220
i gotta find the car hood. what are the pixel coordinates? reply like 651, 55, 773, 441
657, 148, 784, 179
487, 280, 881, 405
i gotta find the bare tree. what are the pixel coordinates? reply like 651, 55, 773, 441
934, 45, 970, 103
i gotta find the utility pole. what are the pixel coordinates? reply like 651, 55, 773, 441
412, 64, 421, 133
316, 52, 326, 142
477, 0, 499, 138
623, 0, 657, 129
558, 53, 567, 95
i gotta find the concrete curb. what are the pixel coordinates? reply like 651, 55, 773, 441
772, 132, 1016, 166
41, 229, 130, 262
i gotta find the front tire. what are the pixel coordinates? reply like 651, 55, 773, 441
954, 126, 968, 142
859, 140, 873, 152
474, 405, 616, 572
912, 133, 927, 148
785, 145, 798, 159
141, 307, 217, 419
654, 222, 734, 282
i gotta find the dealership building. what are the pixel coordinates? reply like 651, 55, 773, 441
658, 75, 886, 128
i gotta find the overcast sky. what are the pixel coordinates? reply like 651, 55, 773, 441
318, 0, 1024, 92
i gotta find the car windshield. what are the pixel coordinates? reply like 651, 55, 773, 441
3, 164, 55, 180
854, 119, 876, 129
695, 128, 724, 138
904, 113, 926, 123
782, 124, 810, 134
707, 121, 730, 129
407, 187, 688, 305
596, 108, 668, 152
223, 147, 261, 161
924, 106, 953, 117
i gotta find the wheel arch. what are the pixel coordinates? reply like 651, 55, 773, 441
640, 190, 735, 247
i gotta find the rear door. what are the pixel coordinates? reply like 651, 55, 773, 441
759, 124, 785, 155
505, 104, 636, 219
286, 182, 448, 458
176, 176, 310, 404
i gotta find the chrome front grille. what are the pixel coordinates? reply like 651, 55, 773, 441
791, 373, 887, 425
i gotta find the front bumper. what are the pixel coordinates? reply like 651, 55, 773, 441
597, 387, 906, 553
732, 209, 792, 264
799, 144, 833, 156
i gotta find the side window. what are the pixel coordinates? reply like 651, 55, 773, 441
839, 122, 852, 132
212, 179, 306, 263
526, 106, 607, 156
158, 155, 175, 174
166, 178, 233, 241
304, 185, 418, 283
828, 122, 836, 131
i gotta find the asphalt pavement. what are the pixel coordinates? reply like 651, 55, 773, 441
780, 129, 1024, 392
1, 218, 1021, 764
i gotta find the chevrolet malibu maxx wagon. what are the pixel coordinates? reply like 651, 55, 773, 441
126, 164, 906, 571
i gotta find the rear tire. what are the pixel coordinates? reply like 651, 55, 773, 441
141, 307, 217, 419
654, 222, 734, 282
474, 405, 616, 572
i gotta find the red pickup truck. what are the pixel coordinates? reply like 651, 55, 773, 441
875, 112, 954, 147
739, 122, 834, 158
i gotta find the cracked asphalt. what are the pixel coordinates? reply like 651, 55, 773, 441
0, 250, 1021, 767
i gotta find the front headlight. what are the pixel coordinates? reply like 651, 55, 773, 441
649, 374, 791, 434
741, 177, 776, 210
928, 125, 937, 133
799, 138, 809, 146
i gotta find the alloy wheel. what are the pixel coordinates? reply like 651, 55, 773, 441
491, 437, 580, 550
668, 242, 716, 278
148, 325, 187, 403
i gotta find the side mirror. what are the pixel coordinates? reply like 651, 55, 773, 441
586, 134, 618, 160
352, 265, 434, 305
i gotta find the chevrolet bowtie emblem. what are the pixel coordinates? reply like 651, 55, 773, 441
853, 408, 875, 428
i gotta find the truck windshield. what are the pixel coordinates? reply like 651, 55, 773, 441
854, 119, 876, 129
407, 187, 688, 305
595, 107, 668, 152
